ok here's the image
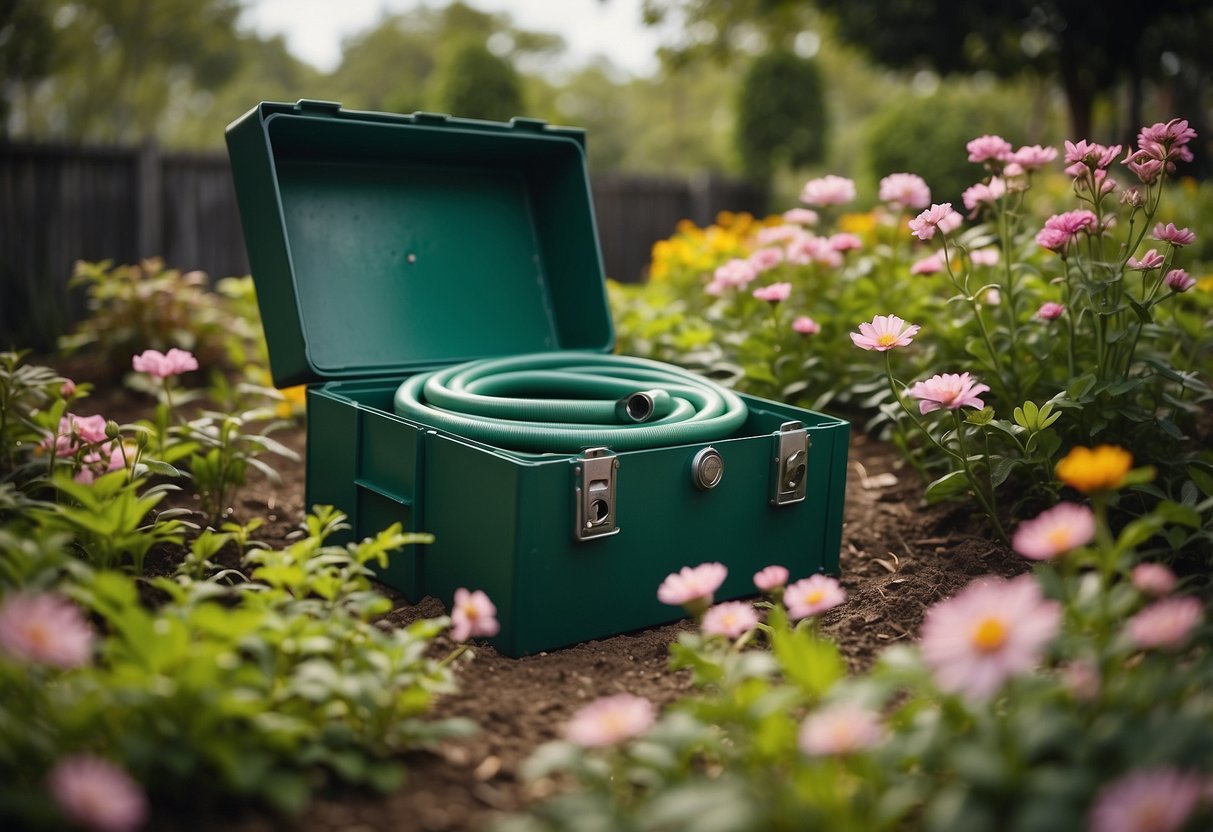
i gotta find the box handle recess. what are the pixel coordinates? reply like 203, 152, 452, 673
573, 447, 619, 541
770, 421, 810, 506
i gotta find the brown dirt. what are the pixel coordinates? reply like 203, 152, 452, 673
137, 422, 1024, 832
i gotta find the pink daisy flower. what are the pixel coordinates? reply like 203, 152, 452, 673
0, 593, 94, 668
565, 694, 655, 747
702, 601, 760, 640
1063, 139, 1122, 173
1036, 302, 1066, 320
1125, 596, 1202, 651
1011, 502, 1096, 561
850, 314, 921, 352
1152, 223, 1196, 247
449, 588, 500, 642
782, 207, 819, 226
49, 755, 148, 832
1008, 144, 1057, 171
785, 574, 846, 621
748, 247, 784, 272
800, 175, 856, 207
907, 372, 990, 414
1088, 767, 1203, 832
1131, 563, 1177, 597
752, 282, 792, 303
829, 232, 863, 252
1164, 269, 1196, 292
1036, 210, 1098, 251
756, 224, 804, 246
753, 565, 789, 592
785, 234, 841, 268
1127, 249, 1165, 270
967, 134, 1013, 164
713, 258, 759, 289
131, 348, 198, 379
792, 316, 820, 336
961, 178, 1006, 216
910, 251, 945, 276
1061, 659, 1100, 702
799, 702, 885, 756
908, 203, 962, 240
878, 173, 931, 210
920, 575, 1061, 700
657, 562, 727, 615
970, 248, 1000, 267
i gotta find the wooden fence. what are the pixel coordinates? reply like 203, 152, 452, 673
0, 142, 766, 348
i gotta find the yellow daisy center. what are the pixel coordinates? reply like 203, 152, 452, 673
876, 333, 898, 346
971, 617, 1008, 652
1045, 527, 1073, 549
806, 589, 826, 605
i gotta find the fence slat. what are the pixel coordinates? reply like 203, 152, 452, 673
0, 142, 766, 348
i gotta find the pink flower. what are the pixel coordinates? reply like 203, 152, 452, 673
784, 574, 846, 620
1062, 659, 1100, 702
782, 208, 819, 226
713, 258, 759, 289
1164, 269, 1196, 292
920, 575, 1061, 700
800, 175, 856, 206
1009, 144, 1057, 171
1127, 249, 1165, 270
753, 565, 789, 592
565, 694, 655, 747
0, 593, 93, 667
1011, 503, 1096, 561
981, 288, 1001, 306
49, 755, 148, 832
1131, 563, 1177, 597
792, 316, 820, 336
908, 372, 989, 414
748, 247, 784, 272
1088, 767, 1203, 832
61, 379, 78, 397
752, 282, 792, 303
658, 562, 727, 615
1035, 210, 1098, 251
1152, 223, 1196, 246
878, 173, 931, 210
970, 248, 1000, 267
1063, 139, 1121, 173
1036, 302, 1066, 320
910, 251, 945, 276
1125, 596, 1202, 651
961, 178, 1006, 216
850, 314, 921, 351
967, 134, 1013, 164
42, 414, 110, 457
909, 203, 962, 240
757, 224, 804, 245
131, 348, 198, 379
785, 234, 842, 268
702, 601, 760, 640
1123, 150, 1165, 184
449, 588, 500, 642
799, 702, 885, 756
1121, 187, 1144, 207
829, 232, 863, 252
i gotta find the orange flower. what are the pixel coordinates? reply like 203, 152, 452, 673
1055, 445, 1133, 493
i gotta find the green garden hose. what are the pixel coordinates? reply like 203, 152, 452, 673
394, 353, 749, 454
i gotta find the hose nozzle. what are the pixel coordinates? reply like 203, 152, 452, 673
615, 389, 672, 423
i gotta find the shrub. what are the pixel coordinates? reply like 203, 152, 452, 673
735, 49, 828, 178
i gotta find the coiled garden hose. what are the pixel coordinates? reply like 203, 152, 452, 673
394, 353, 748, 454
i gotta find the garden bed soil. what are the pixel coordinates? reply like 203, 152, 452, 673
75, 376, 1024, 831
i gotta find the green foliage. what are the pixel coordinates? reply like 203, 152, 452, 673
735, 50, 828, 177
508, 503, 1213, 832
0, 508, 460, 822
861, 86, 1029, 204
59, 259, 263, 380
428, 38, 525, 121
0, 350, 73, 477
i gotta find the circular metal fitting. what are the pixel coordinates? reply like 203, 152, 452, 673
691, 446, 724, 491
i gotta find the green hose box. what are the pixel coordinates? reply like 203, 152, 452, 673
226, 100, 849, 656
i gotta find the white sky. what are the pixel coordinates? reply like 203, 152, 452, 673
238, 0, 665, 77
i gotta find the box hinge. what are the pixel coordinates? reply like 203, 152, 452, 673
294, 99, 342, 114
572, 447, 619, 541
770, 420, 810, 506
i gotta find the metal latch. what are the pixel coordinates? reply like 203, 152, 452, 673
770, 421, 810, 506
573, 447, 619, 541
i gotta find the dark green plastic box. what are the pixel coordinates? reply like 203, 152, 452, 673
226, 100, 849, 656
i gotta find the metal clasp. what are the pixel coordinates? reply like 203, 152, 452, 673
573, 447, 619, 541
770, 421, 810, 506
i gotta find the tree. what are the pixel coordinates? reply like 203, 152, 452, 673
428, 39, 524, 122
735, 49, 827, 177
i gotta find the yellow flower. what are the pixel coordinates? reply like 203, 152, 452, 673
276, 385, 308, 420
837, 211, 878, 237
1055, 445, 1133, 493
1197, 275, 1213, 292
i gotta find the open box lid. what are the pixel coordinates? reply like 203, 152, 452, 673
226, 100, 614, 388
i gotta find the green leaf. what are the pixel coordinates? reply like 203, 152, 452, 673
1187, 465, 1213, 498
924, 470, 970, 504
771, 624, 844, 698
1067, 373, 1097, 400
